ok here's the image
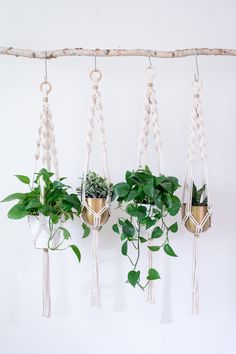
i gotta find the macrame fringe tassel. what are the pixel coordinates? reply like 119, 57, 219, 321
192, 234, 200, 315
91, 228, 101, 307
147, 239, 155, 304
42, 248, 51, 318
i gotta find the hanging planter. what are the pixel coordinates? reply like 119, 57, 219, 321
78, 171, 112, 227
182, 183, 211, 233
79, 67, 112, 307
112, 63, 180, 302
1, 72, 82, 317
182, 66, 212, 315
2, 168, 82, 254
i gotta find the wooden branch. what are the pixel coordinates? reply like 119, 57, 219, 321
0, 47, 236, 60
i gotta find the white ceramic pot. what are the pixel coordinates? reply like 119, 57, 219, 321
28, 215, 62, 249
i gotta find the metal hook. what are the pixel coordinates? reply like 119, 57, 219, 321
94, 54, 97, 71
148, 56, 152, 68
44, 51, 48, 81
194, 51, 200, 81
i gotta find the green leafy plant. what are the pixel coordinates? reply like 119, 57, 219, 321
192, 182, 208, 206
112, 165, 181, 289
77, 171, 113, 198
77, 171, 113, 238
1, 168, 82, 262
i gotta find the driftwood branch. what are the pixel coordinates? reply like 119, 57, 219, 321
0, 47, 236, 60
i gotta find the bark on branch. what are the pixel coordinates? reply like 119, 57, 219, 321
0, 47, 236, 60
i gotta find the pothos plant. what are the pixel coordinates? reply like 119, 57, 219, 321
77, 171, 114, 237
112, 166, 181, 289
192, 182, 208, 206
1, 168, 82, 261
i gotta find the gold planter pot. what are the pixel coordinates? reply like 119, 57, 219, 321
182, 204, 211, 233
82, 198, 110, 226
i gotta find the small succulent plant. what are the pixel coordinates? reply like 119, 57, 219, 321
77, 171, 113, 199
192, 182, 208, 206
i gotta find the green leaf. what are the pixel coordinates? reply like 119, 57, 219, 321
15, 175, 30, 184
128, 270, 140, 287
7, 204, 28, 219
126, 204, 146, 221
121, 240, 128, 255
25, 199, 42, 210
1, 193, 25, 202
148, 245, 160, 252
151, 226, 163, 238
147, 268, 161, 280
140, 216, 156, 230
112, 223, 119, 234
125, 170, 133, 186
139, 237, 148, 243
126, 188, 139, 202
59, 227, 71, 240
155, 175, 165, 186
160, 181, 172, 192
114, 182, 130, 197
119, 219, 135, 237
164, 244, 178, 257
168, 196, 181, 216
70, 244, 81, 262
82, 223, 90, 238
51, 214, 59, 224
143, 183, 154, 197
121, 233, 127, 241
170, 222, 178, 233
196, 184, 206, 204
63, 194, 81, 210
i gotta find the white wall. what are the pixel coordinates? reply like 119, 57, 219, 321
0, 1, 235, 353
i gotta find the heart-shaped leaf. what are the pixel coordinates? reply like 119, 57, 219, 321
170, 222, 178, 233
121, 240, 128, 255
164, 244, 178, 257
147, 268, 161, 280
82, 223, 90, 238
151, 226, 163, 238
112, 223, 119, 234
148, 245, 160, 252
128, 270, 140, 287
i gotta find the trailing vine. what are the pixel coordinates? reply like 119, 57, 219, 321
112, 166, 181, 289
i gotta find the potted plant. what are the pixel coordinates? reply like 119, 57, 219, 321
112, 165, 181, 289
1, 168, 81, 261
182, 182, 211, 233
77, 171, 113, 228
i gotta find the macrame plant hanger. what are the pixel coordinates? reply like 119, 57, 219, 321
137, 60, 165, 304
182, 55, 212, 315
29, 54, 60, 317
81, 59, 111, 307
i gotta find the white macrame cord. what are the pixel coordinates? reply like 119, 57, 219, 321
182, 78, 212, 315
82, 69, 111, 307
29, 80, 60, 318
137, 66, 165, 304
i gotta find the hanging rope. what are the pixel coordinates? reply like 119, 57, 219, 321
192, 234, 200, 315
182, 78, 212, 315
28, 79, 60, 317
137, 65, 164, 304
81, 68, 111, 307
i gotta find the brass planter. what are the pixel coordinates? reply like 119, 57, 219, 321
182, 204, 211, 233
82, 198, 110, 226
